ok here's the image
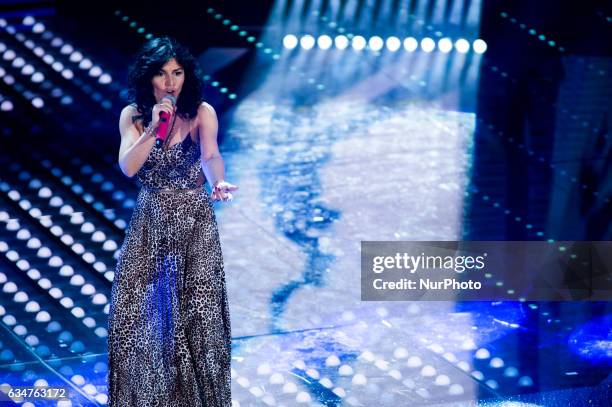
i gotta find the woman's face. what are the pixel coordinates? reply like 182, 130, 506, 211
151, 58, 185, 103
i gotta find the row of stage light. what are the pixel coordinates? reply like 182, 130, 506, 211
283, 34, 487, 54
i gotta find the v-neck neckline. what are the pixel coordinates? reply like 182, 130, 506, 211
165, 133, 192, 151
163, 116, 196, 151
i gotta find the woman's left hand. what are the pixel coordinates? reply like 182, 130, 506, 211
211, 180, 238, 202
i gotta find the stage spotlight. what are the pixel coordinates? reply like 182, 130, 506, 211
93, 262, 107, 273
82, 253, 96, 264
79, 58, 93, 70
22, 64, 34, 75
93, 293, 107, 305
25, 301, 40, 312
352, 36, 366, 51
70, 275, 85, 286
4, 75, 15, 85
17, 229, 31, 240
32, 23, 45, 33
368, 36, 384, 51
52, 62, 63, 72
386, 36, 401, 52
12, 57, 25, 68
30, 72, 45, 83
60, 235, 74, 246
49, 226, 63, 236
71, 214, 85, 225
40, 217, 53, 228
48, 256, 62, 267
22, 16, 35, 26
81, 222, 95, 233
317, 35, 332, 50
51, 37, 62, 47
473, 39, 487, 54
7, 190, 20, 201
455, 39, 470, 54
334, 35, 349, 50
37, 247, 52, 258
3, 50, 16, 61
403, 37, 418, 52
72, 243, 85, 255
89, 66, 102, 77
421, 37, 435, 53
69, 51, 83, 62
99, 74, 112, 84
60, 44, 73, 55
283, 34, 298, 49
0, 100, 13, 111
103, 240, 118, 251
438, 38, 453, 53
31, 97, 44, 108
5, 248, 19, 260
61, 70, 74, 80
43, 54, 53, 64
300, 35, 315, 49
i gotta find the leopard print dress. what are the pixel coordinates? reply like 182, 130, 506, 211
108, 133, 232, 407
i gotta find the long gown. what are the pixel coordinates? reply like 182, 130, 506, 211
107, 132, 232, 407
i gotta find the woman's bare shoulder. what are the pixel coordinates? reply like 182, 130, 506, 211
197, 101, 216, 117
120, 104, 144, 126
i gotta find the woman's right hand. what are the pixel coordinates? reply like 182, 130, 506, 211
150, 98, 176, 129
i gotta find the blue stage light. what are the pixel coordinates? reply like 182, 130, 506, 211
60, 44, 73, 55
31, 97, 44, 108
473, 39, 487, 54
569, 315, 612, 362
283, 34, 298, 49
352, 36, 366, 51
421, 37, 435, 53
22, 16, 35, 26
70, 51, 83, 62
368, 36, 384, 51
334, 35, 349, 50
386, 36, 401, 52
99, 73, 112, 84
455, 39, 470, 54
300, 35, 315, 50
317, 35, 332, 50
403, 37, 418, 52
438, 38, 453, 53
0, 100, 12, 111
32, 23, 45, 33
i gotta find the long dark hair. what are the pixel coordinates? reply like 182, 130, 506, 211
127, 36, 204, 125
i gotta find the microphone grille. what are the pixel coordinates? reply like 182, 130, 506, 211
163, 95, 177, 105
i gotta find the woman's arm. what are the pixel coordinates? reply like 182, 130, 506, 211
117, 105, 156, 177
198, 102, 225, 186
197, 102, 237, 200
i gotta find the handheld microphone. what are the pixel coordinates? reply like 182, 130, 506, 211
155, 95, 177, 148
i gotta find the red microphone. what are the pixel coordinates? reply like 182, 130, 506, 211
155, 95, 177, 148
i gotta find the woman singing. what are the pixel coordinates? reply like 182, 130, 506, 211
108, 36, 236, 406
